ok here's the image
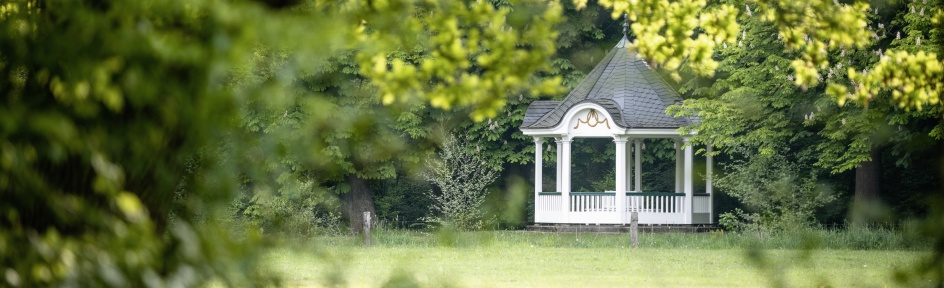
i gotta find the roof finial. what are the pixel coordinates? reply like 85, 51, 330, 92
622, 13, 629, 38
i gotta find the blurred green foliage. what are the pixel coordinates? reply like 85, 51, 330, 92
0, 0, 563, 286
2, 0, 942, 286
374, 178, 433, 228
592, 0, 740, 80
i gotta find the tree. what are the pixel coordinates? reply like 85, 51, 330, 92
586, 0, 942, 111
0, 0, 566, 285
453, 2, 629, 225
227, 0, 567, 233
663, 5, 838, 228
461, 1, 613, 166
812, 0, 944, 221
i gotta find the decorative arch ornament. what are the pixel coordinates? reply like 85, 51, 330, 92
573, 109, 611, 129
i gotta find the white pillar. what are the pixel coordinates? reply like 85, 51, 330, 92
633, 139, 643, 191
534, 137, 544, 194
614, 137, 628, 223
560, 136, 573, 215
707, 144, 714, 224
683, 138, 694, 224
675, 139, 683, 193
625, 138, 633, 193
556, 138, 562, 192
533, 137, 544, 223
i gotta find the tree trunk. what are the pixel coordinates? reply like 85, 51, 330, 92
341, 175, 376, 235
852, 145, 882, 225
855, 146, 881, 203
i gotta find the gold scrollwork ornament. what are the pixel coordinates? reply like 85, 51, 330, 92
574, 109, 611, 129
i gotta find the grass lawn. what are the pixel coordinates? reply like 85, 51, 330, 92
266, 231, 928, 287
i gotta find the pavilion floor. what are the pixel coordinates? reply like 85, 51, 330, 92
525, 223, 719, 233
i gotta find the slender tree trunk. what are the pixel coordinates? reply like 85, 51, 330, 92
341, 175, 376, 235
852, 145, 882, 225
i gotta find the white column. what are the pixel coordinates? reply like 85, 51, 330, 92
675, 139, 683, 193
556, 138, 562, 192
533, 137, 544, 223
683, 138, 694, 224
534, 137, 544, 194
625, 138, 633, 193
560, 136, 573, 216
614, 136, 628, 223
707, 144, 714, 224
633, 139, 643, 191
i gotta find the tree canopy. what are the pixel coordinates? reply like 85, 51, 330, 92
1, 0, 943, 286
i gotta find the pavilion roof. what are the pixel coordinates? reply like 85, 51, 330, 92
520, 37, 694, 130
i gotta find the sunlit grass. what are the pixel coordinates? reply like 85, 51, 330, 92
267, 230, 927, 287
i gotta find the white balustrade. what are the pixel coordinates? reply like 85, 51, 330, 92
693, 195, 711, 213
534, 193, 563, 223
625, 193, 684, 213
536, 193, 562, 212
536, 192, 690, 224
569, 193, 616, 212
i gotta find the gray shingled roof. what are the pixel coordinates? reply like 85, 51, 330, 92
521, 101, 560, 127
520, 37, 693, 130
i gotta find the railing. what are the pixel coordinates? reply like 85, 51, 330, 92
570, 192, 616, 212
625, 192, 684, 213
692, 193, 710, 213
535, 191, 703, 224
536, 192, 562, 212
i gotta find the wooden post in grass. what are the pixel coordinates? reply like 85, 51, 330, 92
630, 212, 638, 248
363, 211, 371, 247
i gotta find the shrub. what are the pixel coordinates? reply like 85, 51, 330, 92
716, 154, 835, 234
425, 135, 500, 231
374, 178, 433, 229
233, 176, 344, 237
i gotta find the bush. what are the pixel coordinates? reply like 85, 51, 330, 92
425, 135, 500, 231
716, 154, 835, 235
232, 176, 344, 237
374, 178, 433, 229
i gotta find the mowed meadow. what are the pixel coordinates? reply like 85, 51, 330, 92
264, 230, 929, 287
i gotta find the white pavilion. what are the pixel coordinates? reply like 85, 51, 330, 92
520, 28, 714, 225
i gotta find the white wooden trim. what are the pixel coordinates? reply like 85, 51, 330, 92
675, 139, 682, 193
533, 137, 544, 223
625, 138, 633, 195
521, 127, 690, 138
555, 138, 562, 192
693, 195, 711, 213
533, 137, 544, 194
622, 129, 693, 137
707, 144, 714, 224
546, 103, 626, 136
560, 136, 573, 217
633, 139, 642, 191
519, 102, 698, 138
613, 136, 628, 223
534, 193, 690, 224
683, 138, 693, 224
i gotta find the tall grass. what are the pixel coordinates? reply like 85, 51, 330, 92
306, 225, 927, 251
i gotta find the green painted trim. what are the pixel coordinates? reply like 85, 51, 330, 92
539, 192, 691, 197
625, 192, 685, 197
693, 193, 710, 197
570, 192, 615, 196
